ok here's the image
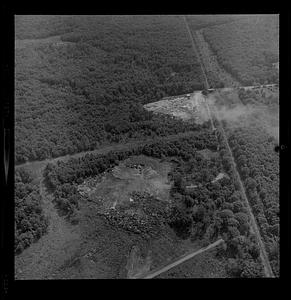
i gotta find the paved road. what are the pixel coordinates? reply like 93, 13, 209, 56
134, 239, 224, 279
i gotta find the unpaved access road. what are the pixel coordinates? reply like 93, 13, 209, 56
15, 131, 203, 178
183, 15, 275, 277
183, 16, 210, 90
216, 118, 274, 278
134, 239, 224, 279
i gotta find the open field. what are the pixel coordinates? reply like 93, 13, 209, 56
78, 155, 172, 211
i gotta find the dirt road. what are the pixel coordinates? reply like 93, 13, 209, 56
212, 107, 274, 278
134, 239, 224, 279
15, 131, 204, 177
195, 29, 242, 88
183, 15, 274, 277
183, 16, 210, 90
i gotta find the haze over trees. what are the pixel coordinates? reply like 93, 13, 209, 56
226, 122, 279, 276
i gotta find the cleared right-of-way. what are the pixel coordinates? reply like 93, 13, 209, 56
183, 15, 274, 278
213, 115, 274, 277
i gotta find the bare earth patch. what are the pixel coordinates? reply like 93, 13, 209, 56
78, 155, 172, 212
144, 92, 210, 124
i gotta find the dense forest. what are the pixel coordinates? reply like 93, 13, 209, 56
44, 124, 264, 277
15, 15, 206, 163
15, 168, 48, 254
202, 15, 279, 85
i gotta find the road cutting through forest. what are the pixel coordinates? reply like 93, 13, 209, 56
183, 15, 274, 278
133, 239, 224, 279
213, 116, 274, 278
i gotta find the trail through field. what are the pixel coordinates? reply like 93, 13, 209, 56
15, 179, 81, 279
133, 239, 224, 279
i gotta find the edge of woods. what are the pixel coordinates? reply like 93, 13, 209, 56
16, 120, 271, 278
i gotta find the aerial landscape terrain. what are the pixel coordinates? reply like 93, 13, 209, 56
14, 14, 279, 279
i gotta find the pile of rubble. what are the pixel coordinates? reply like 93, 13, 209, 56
77, 174, 104, 196
103, 191, 168, 237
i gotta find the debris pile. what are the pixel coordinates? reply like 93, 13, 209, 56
144, 92, 210, 124
77, 174, 104, 196
103, 191, 168, 237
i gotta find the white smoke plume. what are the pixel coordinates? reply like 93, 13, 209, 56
207, 93, 279, 143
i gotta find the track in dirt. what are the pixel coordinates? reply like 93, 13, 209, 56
183, 16, 210, 90
214, 116, 274, 277
134, 239, 224, 279
15, 131, 205, 179
183, 15, 275, 278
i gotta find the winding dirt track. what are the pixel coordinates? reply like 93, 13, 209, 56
183, 15, 274, 278
134, 239, 224, 279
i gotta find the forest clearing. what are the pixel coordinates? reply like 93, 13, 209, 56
13, 15, 279, 279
